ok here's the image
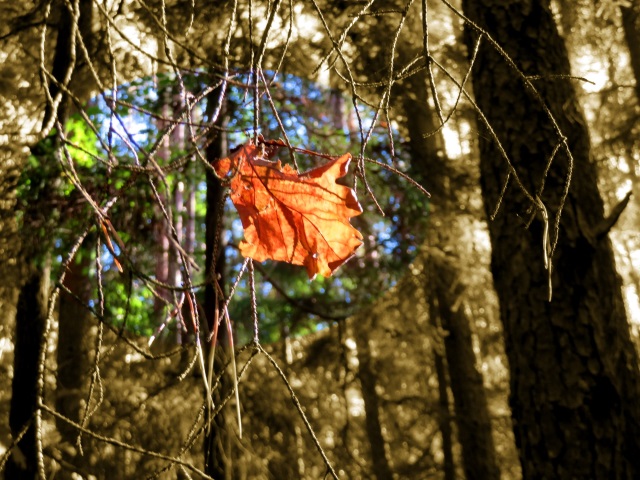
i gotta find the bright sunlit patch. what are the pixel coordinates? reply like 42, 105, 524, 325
617, 179, 633, 199
0, 336, 12, 362
442, 121, 471, 159
472, 224, 492, 252
624, 284, 640, 325
346, 386, 365, 417
125, 352, 144, 364
574, 51, 609, 93
296, 5, 324, 45
612, 231, 640, 326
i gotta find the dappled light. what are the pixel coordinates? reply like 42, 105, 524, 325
1, 0, 640, 479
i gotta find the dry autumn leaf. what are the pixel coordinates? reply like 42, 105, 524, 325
214, 139, 363, 279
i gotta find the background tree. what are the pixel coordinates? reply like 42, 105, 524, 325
401, 70, 500, 480
5, 0, 91, 475
620, 0, 640, 103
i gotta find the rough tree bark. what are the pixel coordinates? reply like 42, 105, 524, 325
402, 72, 500, 480
461, 0, 640, 477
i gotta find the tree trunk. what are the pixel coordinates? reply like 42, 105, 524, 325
402, 72, 500, 480
620, 2, 640, 104
55, 250, 92, 476
354, 335, 394, 480
171, 180, 184, 343
203, 87, 231, 480
51, 3, 95, 474
7, 0, 91, 476
429, 252, 500, 480
5, 263, 50, 480
152, 88, 171, 326
429, 292, 456, 480
169, 89, 186, 337
461, 0, 640, 477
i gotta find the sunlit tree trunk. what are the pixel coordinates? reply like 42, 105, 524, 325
329, 88, 346, 133
462, 0, 640, 477
171, 180, 184, 342
179, 124, 197, 353
402, 72, 500, 480
185, 165, 197, 257
181, 159, 197, 346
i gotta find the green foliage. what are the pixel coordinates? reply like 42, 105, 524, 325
65, 114, 99, 169
17, 135, 65, 261
31, 71, 430, 342
220, 74, 430, 340
105, 279, 156, 337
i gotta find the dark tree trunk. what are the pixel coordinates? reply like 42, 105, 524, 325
7, 0, 92, 476
401, 74, 447, 194
430, 312, 456, 480
429, 252, 500, 480
402, 72, 500, 480
55, 251, 92, 475
354, 335, 394, 480
51, 0, 94, 473
42, 1, 73, 129
620, 2, 640, 103
203, 87, 231, 480
50, 3, 94, 476
461, 0, 640, 477
428, 288, 456, 480
5, 263, 50, 480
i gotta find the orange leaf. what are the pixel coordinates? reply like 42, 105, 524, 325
215, 139, 363, 279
